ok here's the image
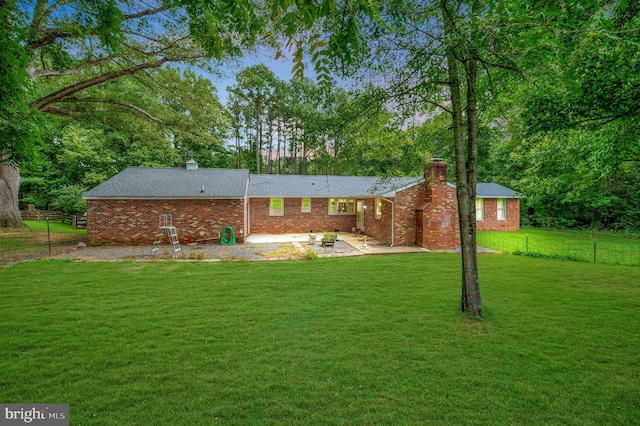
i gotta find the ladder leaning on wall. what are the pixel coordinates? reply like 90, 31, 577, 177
151, 214, 181, 258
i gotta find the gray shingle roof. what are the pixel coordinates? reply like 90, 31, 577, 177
476, 183, 519, 198
248, 174, 423, 197
449, 182, 518, 198
83, 167, 249, 199
83, 166, 518, 200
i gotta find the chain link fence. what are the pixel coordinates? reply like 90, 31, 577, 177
477, 231, 640, 266
0, 220, 87, 265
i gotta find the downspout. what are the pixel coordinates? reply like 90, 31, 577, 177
381, 197, 395, 247
245, 197, 250, 236
245, 175, 250, 236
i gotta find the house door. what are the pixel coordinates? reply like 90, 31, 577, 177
356, 200, 365, 231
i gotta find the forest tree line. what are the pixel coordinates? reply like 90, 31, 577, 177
4, 1, 639, 232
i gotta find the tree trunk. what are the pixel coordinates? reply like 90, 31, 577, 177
0, 160, 26, 227
276, 117, 282, 174
255, 113, 261, 174
266, 120, 273, 174
442, 3, 482, 316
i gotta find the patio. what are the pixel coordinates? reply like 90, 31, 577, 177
245, 232, 428, 255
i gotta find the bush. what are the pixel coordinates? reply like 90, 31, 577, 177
187, 251, 207, 260
50, 185, 87, 214
301, 248, 318, 260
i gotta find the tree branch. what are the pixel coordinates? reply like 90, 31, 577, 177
576, 114, 627, 127
30, 54, 203, 111
121, 35, 193, 56
477, 56, 526, 78
30, 55, 119, 79
29, 29, 73, 50
28, 4, 171, 50
123, 6, 169, 21
49, 97, 165, 123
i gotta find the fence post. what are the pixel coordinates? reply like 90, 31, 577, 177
593, 239, 597, 264
47, 217, 51, 254
72, 215, 77, 229
526, 234, 529, 253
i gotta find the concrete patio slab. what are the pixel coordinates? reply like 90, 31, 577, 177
246, 233, 429, 255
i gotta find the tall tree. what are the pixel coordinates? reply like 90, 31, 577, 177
228, 65, 279, 174
1, 3, 35, 226
442, 1, 486, 314
0, 0, 264, 227
287, 0, 563, 315
325, 0, 494, 315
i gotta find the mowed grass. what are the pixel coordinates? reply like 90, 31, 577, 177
0, 220, 87, 236
1, 254, 639, 425
478, 227, 640, 266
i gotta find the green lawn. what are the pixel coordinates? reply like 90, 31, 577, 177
1, 254, 639, 425
20, 220, 87, 234
478, 227, 640, 266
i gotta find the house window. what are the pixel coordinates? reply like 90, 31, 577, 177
497, 198, 507, 220
328, 198, 355, 215
375, 198, 382, 219
301, 198, 311, 213
475, 198, 484, 221
269, 198, 284, 216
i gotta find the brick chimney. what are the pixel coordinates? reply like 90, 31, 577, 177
425, 158, 447, 183
416, 159, 460, 250
424, 158, 448, 202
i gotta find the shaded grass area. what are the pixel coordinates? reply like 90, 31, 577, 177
478, 227, 640, 266
0, 221, 86, 264
1, 254, 639, 424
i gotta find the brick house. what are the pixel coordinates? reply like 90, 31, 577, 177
83, 159, 519, 249
83, 163, 250, 245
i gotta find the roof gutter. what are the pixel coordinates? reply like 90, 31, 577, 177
381, 197, 395, 247
82, 196, 245, 200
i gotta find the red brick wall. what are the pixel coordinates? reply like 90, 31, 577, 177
476, 198, 520, 231
416, 182, 461, 250
400, 187, 425, 248
410, 161, 460, 250
86, 199, 245, 245
349, 186, 431, 247
363, 198, 391, 245
243, 191, 519, 246
249, 198, 356, 234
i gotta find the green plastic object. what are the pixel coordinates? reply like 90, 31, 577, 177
220, 226, 236, 245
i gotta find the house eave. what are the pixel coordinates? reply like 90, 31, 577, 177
83, 196, 245, 200
248, 194, 396, 199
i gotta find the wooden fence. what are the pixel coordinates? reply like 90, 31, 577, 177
20, 208, 87, 229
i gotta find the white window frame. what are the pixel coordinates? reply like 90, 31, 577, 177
497, 198, 507, 220
301, 198, 311, 213
269, 198, 284, 216
375, 198, 382, 219
475, 198, 484, 221
328, 198, 355, 215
